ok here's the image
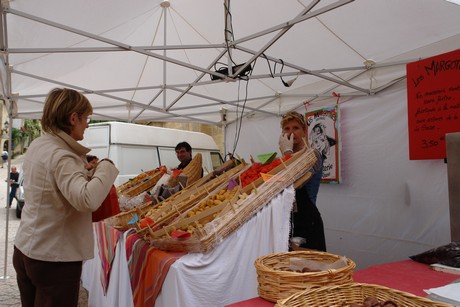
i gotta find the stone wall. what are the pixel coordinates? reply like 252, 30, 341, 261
146, 122, 225, 155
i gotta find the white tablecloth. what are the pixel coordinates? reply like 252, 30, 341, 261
82, 186, 295, 307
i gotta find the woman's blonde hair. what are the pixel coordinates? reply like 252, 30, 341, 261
41, 88, 92, 134
280, 111, 306, 130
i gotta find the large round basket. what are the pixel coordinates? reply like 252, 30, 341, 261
255, 250, 356, 303
275, 282, 454, 307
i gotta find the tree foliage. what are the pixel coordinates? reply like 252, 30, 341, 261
11, 119, 41, 150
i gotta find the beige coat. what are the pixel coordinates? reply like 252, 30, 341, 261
15, 131, 119, 262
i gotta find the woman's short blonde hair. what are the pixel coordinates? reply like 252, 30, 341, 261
41, 88, 93, 134
280, 111, 306, 130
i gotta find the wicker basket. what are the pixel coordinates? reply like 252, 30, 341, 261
140, 162, 246, 232
255, 251, 356, 303
116, 169, 159, 194
275, 282, 454, 307
104, 201, 153, 230
122, 171, 164, 197
108, 159, 244, 232
149, 148, 321, 253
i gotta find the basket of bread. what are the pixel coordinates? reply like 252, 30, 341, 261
255, 250, 356, 302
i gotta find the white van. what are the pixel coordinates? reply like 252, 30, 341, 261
79, 122, 223, 185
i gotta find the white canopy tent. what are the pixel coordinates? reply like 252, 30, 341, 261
1, 0, 460, 273
2, 0, 459, 124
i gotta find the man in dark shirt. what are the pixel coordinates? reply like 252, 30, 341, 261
8, 165, 20, 208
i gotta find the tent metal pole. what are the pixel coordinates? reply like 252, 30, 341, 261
162, 2, 168, 109
0, 1, 12, 281
2, 97, 12, 271
7, 44, 225, 54
223, 122, 227, 161
225, 0, 232, 73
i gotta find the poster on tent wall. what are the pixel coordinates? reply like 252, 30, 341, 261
305, 106, 340, 183
406, 48, 460, 160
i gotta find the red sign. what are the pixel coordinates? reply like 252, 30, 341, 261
407, 49, 460, 160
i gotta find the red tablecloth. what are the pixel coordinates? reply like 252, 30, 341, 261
353, 259, 459, 297
226, 297, 274, 307
226, 260, 460, 307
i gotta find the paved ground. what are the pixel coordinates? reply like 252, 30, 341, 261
0, 155, 24, 306
0, 155, 88, 306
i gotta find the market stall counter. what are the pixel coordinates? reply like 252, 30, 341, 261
81, 187, 295, 307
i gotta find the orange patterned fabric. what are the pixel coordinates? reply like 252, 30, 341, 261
126, 233, 184, 307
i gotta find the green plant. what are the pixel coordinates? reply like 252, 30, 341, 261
22, 119, 41, 139
11, 127, 22, 149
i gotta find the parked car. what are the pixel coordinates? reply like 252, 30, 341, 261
16, 172, 25, 219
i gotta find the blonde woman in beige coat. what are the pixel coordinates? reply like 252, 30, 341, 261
13, 88, 119, 307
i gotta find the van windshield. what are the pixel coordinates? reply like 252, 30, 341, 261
211, 152, 223, 170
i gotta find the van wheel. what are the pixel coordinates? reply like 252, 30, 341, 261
16, 201, 24, 219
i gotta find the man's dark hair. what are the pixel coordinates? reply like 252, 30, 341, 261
175, 141, 192, 152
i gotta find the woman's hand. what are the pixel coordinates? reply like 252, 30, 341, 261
279, 133, 294, 154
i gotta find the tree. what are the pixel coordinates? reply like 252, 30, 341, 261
10, 119, 42, 156
11, 127, 22, 150
21, 119, 41, 145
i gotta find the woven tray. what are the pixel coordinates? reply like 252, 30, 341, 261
107, 159, 243, 231
255, 250, 356, 303
198, 148, 320, 252
149, 148, 321, 253
139, 163, 246, 232
122, 171, 164, 197
116, 169, 159, 194
145, 181, 241, 239
275, 282, 454, 307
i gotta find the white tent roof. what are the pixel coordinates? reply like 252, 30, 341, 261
1, 0, 460, 125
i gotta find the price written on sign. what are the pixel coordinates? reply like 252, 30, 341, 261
420, 136, 445, 149
407, 49, 460, 160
